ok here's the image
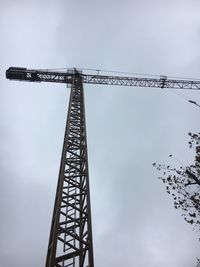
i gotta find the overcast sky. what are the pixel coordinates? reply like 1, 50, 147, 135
0, 0, 200, 266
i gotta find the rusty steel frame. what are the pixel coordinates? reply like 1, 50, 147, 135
46, 73, 94, 267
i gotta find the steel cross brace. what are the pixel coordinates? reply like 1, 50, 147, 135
45, 74, 94, 267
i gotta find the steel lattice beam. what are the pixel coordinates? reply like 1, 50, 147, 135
46, 73, 94, 267
6, 67, 200, 90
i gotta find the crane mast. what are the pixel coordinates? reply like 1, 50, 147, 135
6, 67, 200, 267
45, 71, 94, 267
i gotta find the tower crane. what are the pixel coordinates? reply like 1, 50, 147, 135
6, 66, 200, 267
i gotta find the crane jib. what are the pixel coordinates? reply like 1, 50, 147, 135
5, 66, 200, 90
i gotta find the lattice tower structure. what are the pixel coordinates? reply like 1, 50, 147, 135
45, 72, 94, 267
6, 66, 200, 267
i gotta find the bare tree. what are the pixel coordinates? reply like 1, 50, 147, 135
153, 133, 200, 229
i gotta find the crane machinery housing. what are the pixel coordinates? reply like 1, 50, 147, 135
6, 66, 200, 267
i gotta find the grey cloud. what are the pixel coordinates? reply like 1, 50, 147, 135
0, 0, 200, 266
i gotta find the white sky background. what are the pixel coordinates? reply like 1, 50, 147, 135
0, 0, 200, 266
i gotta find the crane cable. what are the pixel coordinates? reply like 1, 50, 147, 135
38, 67, 200, 80
37, 67, 161, 78
168, 89, 200, 109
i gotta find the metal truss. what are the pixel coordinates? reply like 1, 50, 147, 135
45, 73, 94, 267
6, 67, 200, 90
6, 66, 200, 267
